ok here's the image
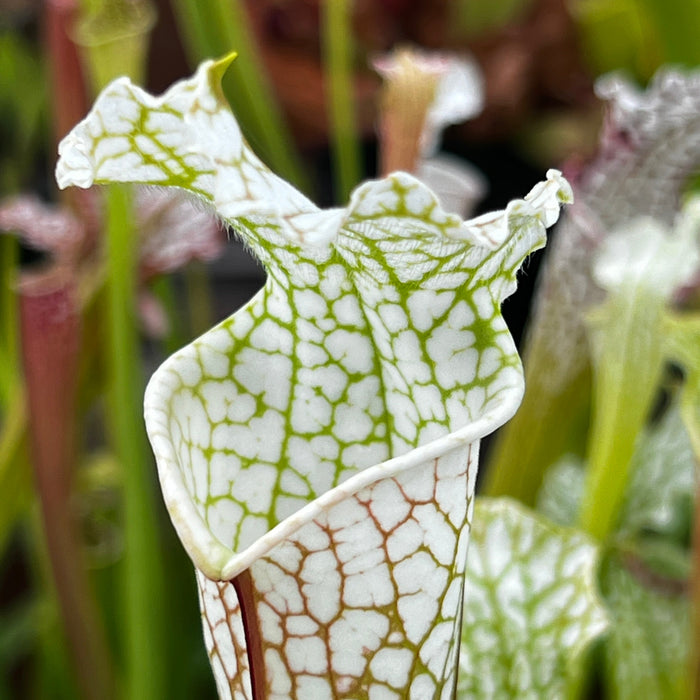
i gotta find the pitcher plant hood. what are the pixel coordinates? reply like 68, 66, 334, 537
56, 55, 572, 699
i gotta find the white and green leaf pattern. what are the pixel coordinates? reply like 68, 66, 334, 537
56, 56, 571, 699
459, 498, 608, 699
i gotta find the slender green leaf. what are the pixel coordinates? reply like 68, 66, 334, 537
0, 390, 31, 566
579, 284, 666, 540
579, 204, 699, 541
321, 0, 361, 201
0, 236, 19, 406
104, 185, 166, 700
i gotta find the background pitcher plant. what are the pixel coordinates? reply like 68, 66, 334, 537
55, 56, 571, 698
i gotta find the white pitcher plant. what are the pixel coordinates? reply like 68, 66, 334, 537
56, 55, 573, 698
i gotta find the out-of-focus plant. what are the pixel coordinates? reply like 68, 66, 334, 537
487, 68, 700, 505
371, 46, 485, 214
486, 67, 700, 698
579, 205, 699, 540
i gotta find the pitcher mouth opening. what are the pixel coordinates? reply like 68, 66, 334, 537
144, 319, 523, 582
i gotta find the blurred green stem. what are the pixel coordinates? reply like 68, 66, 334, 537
0, 237, 19, 406
0, 387, 31, 560
170, 0, 310, 191
151, 276, 186, 355
70, 8, 167, 698
321, 0, 361, 201
691, 462, 700, 699
578, 287, 665, 541
662, 312, 700, 459
105, 186, 165, 700
185, 262, 214, 338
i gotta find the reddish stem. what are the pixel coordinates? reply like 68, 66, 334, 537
20, 274, 115, 700
44, 0, 88, 146
232, 569, 266, 699
44, 0, 98, 241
